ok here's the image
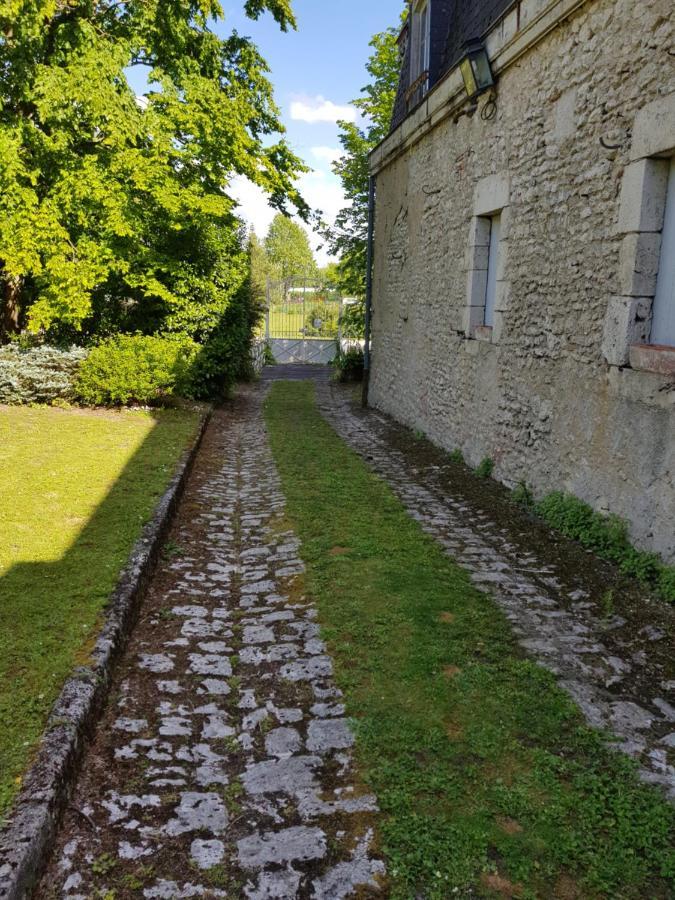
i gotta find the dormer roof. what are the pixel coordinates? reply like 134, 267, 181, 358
391, 0, 517, 131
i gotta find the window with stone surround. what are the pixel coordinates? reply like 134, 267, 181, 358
464, 173, 510, 343
601, 90, 675, 376
408, 1, 430, 105
484, 214, 501, 327
651, 157, 675, 348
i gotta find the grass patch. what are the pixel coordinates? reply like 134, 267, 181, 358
512, 481, 535, 508
534, 492, 675, 604
264, 381, 674, 900
263, 300, 341, 340
0, 404, 199, 816
475, 456, 495, 479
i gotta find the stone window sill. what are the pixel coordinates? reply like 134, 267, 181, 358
629, 343, 675, 376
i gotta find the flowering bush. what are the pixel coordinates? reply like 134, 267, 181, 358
0, 344, 88, 405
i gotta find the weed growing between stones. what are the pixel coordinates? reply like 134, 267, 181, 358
475, 456, 495, 479
511, 481, 535, 508
535, 492, 675, 604
121, 864, 154, 891
264, 380, 675, 900
162, 540, 184, 560
91, 852, 117, 877
511, 480, 674, 604
601, 589, 615, 619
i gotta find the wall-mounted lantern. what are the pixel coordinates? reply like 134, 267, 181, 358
459, 39, 495, 101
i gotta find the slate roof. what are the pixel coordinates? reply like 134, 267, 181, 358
391, 0, 517, 131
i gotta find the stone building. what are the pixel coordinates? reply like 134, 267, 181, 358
368, 0, 675, 563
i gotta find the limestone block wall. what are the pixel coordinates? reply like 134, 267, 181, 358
369, 0, 675, 562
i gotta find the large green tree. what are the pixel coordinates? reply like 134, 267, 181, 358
327, 13, 403, 301
0, 0, 307, 339
264, 213, 316, 287
248, 230, 272, 303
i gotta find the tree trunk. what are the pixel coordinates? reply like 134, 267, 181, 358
1, 274, 22, 340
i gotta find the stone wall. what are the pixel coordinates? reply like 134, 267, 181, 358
369, 0, 675, 563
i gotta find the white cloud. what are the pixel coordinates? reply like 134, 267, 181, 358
229, 176, 277, 240
290, 95, 356, 124
230, 171, 349, 268
298, 170, 347, 225
311, 146, 343, 166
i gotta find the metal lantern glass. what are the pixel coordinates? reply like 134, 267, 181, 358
459, 41, 495, 100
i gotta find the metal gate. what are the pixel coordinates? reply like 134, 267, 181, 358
265, 276, 342, 365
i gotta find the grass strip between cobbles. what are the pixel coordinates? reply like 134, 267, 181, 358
0, 404, 200, 818
264, 380, 674, 900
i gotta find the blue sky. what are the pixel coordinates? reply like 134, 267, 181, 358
126, 2, 402, 262
221, 1, 403, 262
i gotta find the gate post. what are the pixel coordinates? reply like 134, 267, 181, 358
265, 278, 270, 342
302, 272, 307, 345
337, 293, 343, 354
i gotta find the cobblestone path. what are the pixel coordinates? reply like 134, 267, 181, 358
40, 386, 384, 899
314, 379, 675, 800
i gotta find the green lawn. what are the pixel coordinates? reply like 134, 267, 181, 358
264, 381, 674, 900
264, 301, 341, 339
0, 404, 200, 817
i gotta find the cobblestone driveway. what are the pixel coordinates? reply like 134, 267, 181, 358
39, 385, 384, 899
38, 367, 674, 899
313, 376, 674, 800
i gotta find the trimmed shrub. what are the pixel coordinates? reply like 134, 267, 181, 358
535, 491, 675, 603
187, 278, 263, 400
333, 347, 364, 383
75, 334, 199, 406
0, 344, 88, 405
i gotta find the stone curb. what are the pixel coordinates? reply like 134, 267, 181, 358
0, 406, 213, 900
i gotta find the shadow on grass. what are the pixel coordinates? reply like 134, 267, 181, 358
0, 407, 197, 815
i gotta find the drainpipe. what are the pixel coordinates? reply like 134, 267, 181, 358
361, 175, 376, 408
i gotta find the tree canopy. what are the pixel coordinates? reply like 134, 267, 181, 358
0, 0, 307, 338
264, 214, 316, 285
327, 12, 403, 299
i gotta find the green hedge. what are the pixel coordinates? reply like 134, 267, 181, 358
1, 271, 260, 407
75, 335, 199, 406
0, 345, 88, 405
187, 278, 262, 399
